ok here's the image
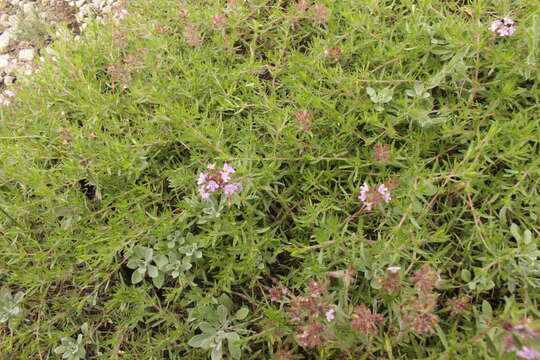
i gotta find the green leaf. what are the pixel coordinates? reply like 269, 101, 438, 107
461, 269, 471, 282
219, 294, 234, 312
379, 88, 393, 102
199, 321, 217, 334
147, 265, 158, 278
510, 223, 521, 241
54, 345, 68, 354
154, 254, 169, 268
188, 333, 215, 349
228, 339, 241, 360
234, 307, 249, 321
485, 334, 499, 357
217, 304, 228, 324
211, 341, 223, 360
482, 300, 493, 318
126, 259, 139, 269
143, 247, 154, 262
152, 272, 164, 288
131, 270, 143, 284
523, 229, 532, 245
224, 331, 240, 342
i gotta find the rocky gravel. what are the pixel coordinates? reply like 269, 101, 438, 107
0, 0, 126, 104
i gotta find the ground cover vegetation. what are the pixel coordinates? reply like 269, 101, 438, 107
1, 0, 539, 358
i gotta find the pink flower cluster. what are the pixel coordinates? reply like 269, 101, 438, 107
197, 163, 242, 200
0, 90, 15, 106
112, 1, 129, 25
516, 347, 540, 360
359, 183, 391, 210
490, 18, 516, 37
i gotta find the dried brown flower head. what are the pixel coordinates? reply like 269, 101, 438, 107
377, 267, 404, 293
446, 296, 470, 316
323, 47, 342, 60
351, 304, 384, 335
400, 294, 440, 334
411, 265, 439, 293
298, 321, 325, 347
269, 286, 289, 302
374, 143, 392, 162
310, 4, 329, 24
184, 23, 203, 47
212, 14, 228, 31
296, 0, 310, 12
295, 110, 314, 131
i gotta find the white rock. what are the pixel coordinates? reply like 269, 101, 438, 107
22, 3, 35, 14
19, 48, 35, 61
0, 14, 9, 27
0, 31, 13, 53
8, 15, 19, 28
0, 54, 9, 69
3, 75, 15, 84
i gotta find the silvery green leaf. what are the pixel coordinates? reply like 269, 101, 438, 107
211, 341, 223, 360
234, 307, 249, 321
224, 331, 240, 342
379, 88, 393, 102
461, 269, 471, 282
131, 270, 143, 284
199, 321, 217, 334
154, 254, 168, 268
153, 272, 164, 288
13, 292, 24, 303
510, 223, 521, 242
147, 265, 158, 278
134, 246, 146, 258
366, 87, 376, 99
54, 345, 68, 354
188, 333, 215, 349
523, 229, 532, 245
228, 337, 241, 359
143, 247, 154, 262
126, 258, 140, 269
217, 304, 228, 324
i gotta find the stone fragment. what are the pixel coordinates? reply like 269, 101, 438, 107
0, 54, 9, 69
19, 48, 35, 61
0, 31, 12, 53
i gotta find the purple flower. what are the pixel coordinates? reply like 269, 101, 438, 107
197, 172, 208, 185
490, 18, 516, 37
222, 163, 235, 174
223, 182, 242, 196
325, 308, 335, 322
516, 347, 540, 360
206, 181, 219, 192
196, 163, 242, 200
359, 183, 369, 201
220, 163, 236, 182
377, 184, 391, 202
198, 187, 210, 200
359, 182, 391, 210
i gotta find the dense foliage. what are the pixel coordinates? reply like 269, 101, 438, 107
1, 0, 539, 358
